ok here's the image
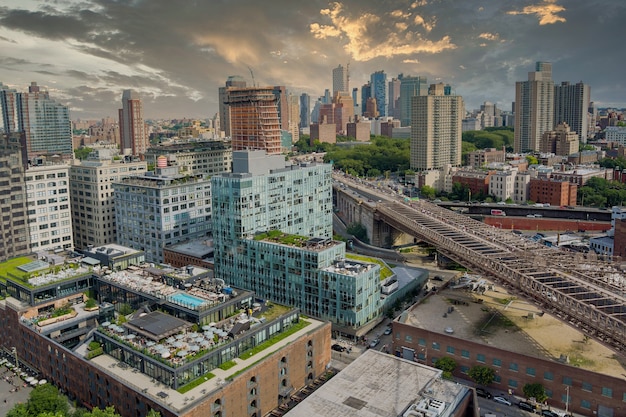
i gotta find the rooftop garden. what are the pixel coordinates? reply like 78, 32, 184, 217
345, 254, 394, 280
253, 230, 312, 247
0, 256, 87, 288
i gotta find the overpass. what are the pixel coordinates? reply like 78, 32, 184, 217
333, 175, 626, 351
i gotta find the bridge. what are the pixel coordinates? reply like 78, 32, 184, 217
333, 175, 626, 351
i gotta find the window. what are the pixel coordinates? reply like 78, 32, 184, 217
405, 335, 413, 342
601, 387, 612, 398
432, 342, 440, 351
492, 358, 501, 367
494, 374, 501, 383
476, 354, 485, 363
461, 350, 470, 359
418, 338, 426, 346
508, 379, 518, 388
526, 367, 536, 377
581, 382, 592, 392
509, 363, 518, 372
446, 346, 455, 354
562, 376, 572, 386
544, 371, 554, 381
581, 399, 591, 409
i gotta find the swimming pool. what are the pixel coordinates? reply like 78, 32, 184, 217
169, 293, 206, 309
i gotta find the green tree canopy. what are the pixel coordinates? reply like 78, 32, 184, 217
346, 223, 369, 244
523, 382, 548, 403
420, 185, 436, 200
434, 357, 457, 379
525, 155, 539, 165
74, 147, 93, 161
26, 385, 69, 417
462, 128, 513, 151
468, 365, 495, 386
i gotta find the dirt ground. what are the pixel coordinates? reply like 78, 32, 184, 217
478, 283, 626, 378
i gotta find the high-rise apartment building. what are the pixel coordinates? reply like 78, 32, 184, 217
226, 87, 282, 155
287, 93, 300, 142
388, 76, 402, 119
217, 75, 246, 138
352, 87, 360, 116
70, 149, 147, 249
554, 81, 590, 143
118, 89, 148, 156
332, 64, 349, 94
361, 82, 371, 116
113, 164, 212, 263
299, 93, 310, 128
25, 162, 73, 252
0, 137, 29, 261
271, 86, 289, 131
514, 62, 554, 152
371, 70, 387, 117
1, 82, 73, 160
212, 151, 383, 332
399, 75, 427, 126
410, 83, 463, 171
540, 122, 579, 156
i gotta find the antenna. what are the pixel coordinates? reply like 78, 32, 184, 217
248, 66, 256, 87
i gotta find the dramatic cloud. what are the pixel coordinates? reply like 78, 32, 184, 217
507, 0, 566, 25
310, 2, 454, 61
0, 0, 622, 119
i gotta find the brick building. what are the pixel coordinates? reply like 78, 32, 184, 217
309, 122, 336, 144
465, 148, 505, 168
529, 178, 577, 206
451, 170, 492, 197
614, 218, 626, 261
392, 320, 625, 416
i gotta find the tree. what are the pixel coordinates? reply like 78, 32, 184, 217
525, 155, 539, 165
523, 382, 548, 403
11, 384, 69, 417
74, 147, 93, 161
434, 357, 457, 379
468, 365, 495, 386
420, 185, 436, 200
346, 223, 369, 243
86, 407, 122, 417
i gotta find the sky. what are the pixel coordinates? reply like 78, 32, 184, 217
0, 0, 624, 120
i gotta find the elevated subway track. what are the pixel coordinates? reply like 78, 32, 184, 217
375, 200, 626, 351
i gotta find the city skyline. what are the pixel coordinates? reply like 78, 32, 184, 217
0, 0, 624, 119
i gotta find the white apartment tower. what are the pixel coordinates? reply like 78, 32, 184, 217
332, 64, 349, 94
514, 62, 554, 153
70, 149, 147, 249
25, 162, 73, 251
410, 83, 464, 171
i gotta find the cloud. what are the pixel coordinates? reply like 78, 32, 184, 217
507, 0, 566, 25
310, 2, 454, 62
478, 32, 500, 41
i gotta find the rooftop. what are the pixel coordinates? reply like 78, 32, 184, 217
0, 252, 90, 289
285, 350, 469, 417
165, 240, 214, 258
399, 277, 625, 378
253, 231, 340, 252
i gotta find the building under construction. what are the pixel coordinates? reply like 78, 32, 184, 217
226, 87, 282, 155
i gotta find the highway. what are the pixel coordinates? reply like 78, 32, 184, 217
333, 173, 626, 351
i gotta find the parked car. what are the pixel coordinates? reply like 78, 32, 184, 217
331, 343, 345, 352
383, 327, 392, 335
493, 396, 512, 406
541, 410, 559, 417
369, 338, 380, 348
432, 275, 444, 281
475, 388, 492, 399
518, 401, 534, 412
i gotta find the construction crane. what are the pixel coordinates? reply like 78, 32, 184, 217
248, 66, 256, 87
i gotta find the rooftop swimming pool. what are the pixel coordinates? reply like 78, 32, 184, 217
169, 292, 206, 309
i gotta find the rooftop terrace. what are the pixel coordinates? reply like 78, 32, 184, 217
253, 231, 340, 251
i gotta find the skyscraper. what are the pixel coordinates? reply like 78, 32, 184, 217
271, 86, 289, 131
299, 93, 310, 128
370, 70, 387, 117
514, 62, 554, 153
1, 82, 73, 160
388, 76, 402, 119
399, 75, 427, 126
118, 89, 148, 156
218, 75, 247, 137
226, 87, 282, 155
361, 82, 371, 116
410, 83, 464, 171
0, 136, 29, 261
554, 81, 590, 143
332, 64, 349, 94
